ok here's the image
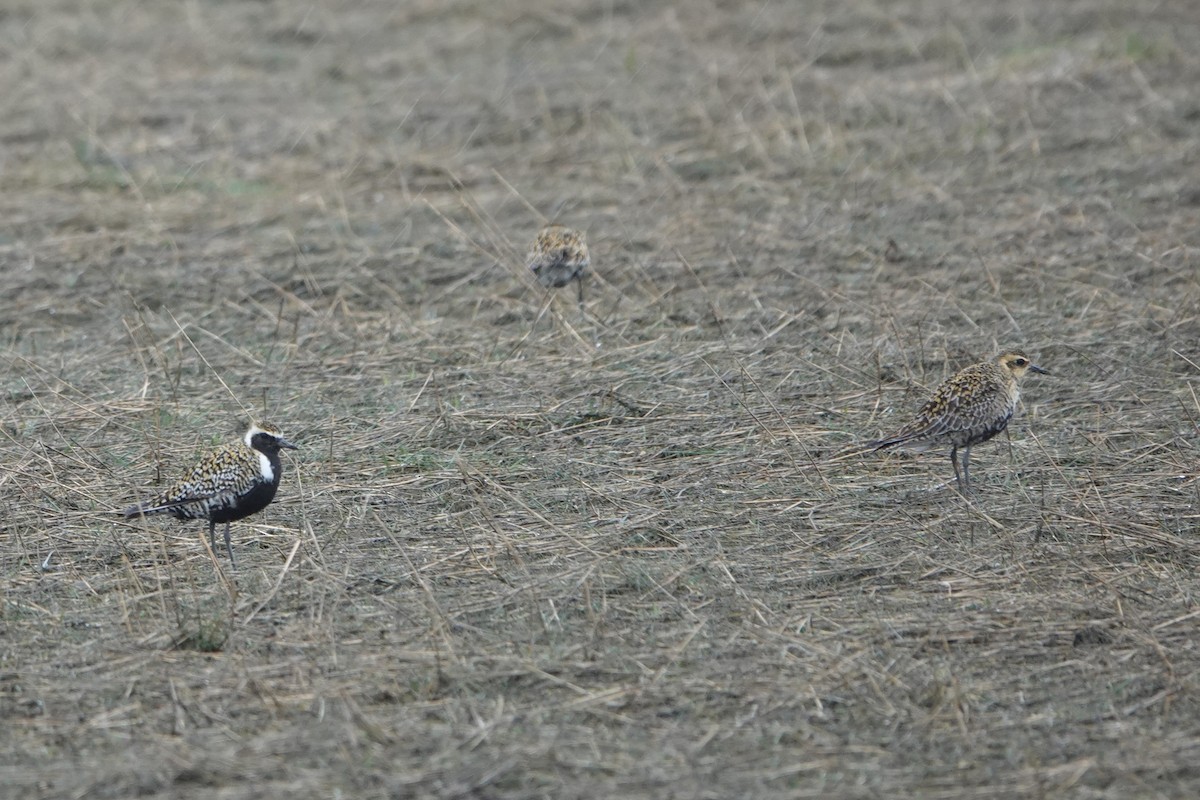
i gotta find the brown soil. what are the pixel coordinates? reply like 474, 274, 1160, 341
2, 1, 1200, 797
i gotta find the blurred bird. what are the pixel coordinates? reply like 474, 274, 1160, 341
527, 223, 590, 305
866, 351, 1048, 491
124, 422, 297, 569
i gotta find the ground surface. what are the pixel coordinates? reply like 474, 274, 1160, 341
2, 0, 1200, 797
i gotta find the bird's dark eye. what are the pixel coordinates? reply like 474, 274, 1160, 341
1013, 358, 1027, 367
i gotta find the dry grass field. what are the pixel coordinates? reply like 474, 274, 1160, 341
3, 0, 1200, 797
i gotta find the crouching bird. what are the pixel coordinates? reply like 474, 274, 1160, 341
124, 422, 297, 569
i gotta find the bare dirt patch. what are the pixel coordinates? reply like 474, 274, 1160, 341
3, 1, 1200, 797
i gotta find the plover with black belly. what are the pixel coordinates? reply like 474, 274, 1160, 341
124, 422, 297, 569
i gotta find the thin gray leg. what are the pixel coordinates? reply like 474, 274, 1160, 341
576, 275, 585, 307
208, 519, 218, 556
949, 446, 963, 491
962, 447, 972, 491
223, 522, 236, 570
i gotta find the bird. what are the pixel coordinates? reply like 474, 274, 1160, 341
865, 350, 1048, 491
527, 223, 590, 305
124, 422, 297, 569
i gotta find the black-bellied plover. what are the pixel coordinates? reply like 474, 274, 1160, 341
124, 422, 297, 568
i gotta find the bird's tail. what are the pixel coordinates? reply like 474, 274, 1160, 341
122, 498, 184, 518
826, 438, 890, 463
862, 434, 909, 451
829, 430, 923, 462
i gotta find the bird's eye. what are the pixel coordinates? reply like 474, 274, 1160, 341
1013, 358, 1027, 367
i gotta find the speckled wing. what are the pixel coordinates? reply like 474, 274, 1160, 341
873, 365, 1012, 448
125, 445, 264, 520
915, 377, 1013, 442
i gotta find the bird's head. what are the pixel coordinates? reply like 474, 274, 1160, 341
998, 351, 1049, 380
245, 422, 298, 453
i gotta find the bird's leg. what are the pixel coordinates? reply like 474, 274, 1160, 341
223, 522, 236, 571
962, 446, 972, 491
576, 275, 585, 308
949, 446, 963, 491
208, 519, 218, 558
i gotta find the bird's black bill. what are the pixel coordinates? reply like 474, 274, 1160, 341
278, 437, 299, 450
1030, 365, 1049, 375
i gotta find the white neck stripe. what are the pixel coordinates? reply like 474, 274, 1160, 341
258, 452, 274, 482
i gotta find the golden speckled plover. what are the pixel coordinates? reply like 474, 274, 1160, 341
867, 351, 1048, 491
527, 224, 590, 305
124, 422, 297, 568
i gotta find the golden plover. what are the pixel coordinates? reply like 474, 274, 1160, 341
124, 422, 297, 568
527, 223, 590, 305
866, 351, 1048, 491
